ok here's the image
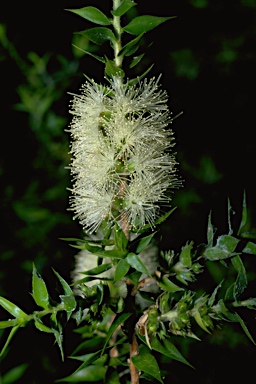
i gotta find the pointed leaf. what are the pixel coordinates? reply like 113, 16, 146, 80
216, 235, 239, 253
123, 15, 175, 35
235, 312, 256, 344
204, 247, 235, 261
59, 295, 77, 319
67, 7, 111, 25
151, 337, 194, 368
243, 241, 256, 255
80, 263, 113, 276
78, 27, 115, 45
231, 255, 247, 299
208, 280, 223, 307
56, 365, 107, 382
0, 325, 20, 357
53, 269, 73, 296
101, 312, 132, 355
125, 271, 142, 287
119, 33, 144, 57
132, 344, 163, 383
127, 253, 151, 276
111, 0, 137, 16
128, 64, 154, 87
32, 265, 49, 309
0, 297, 27, 320
114, 258, 130, 283
105, 57, 125, 78
1, 363, 28, 384
114, 224, 128, 251
227, 198, 233, 235
72, 45, 105, 63
158, 275, 184, 293
238, 192, 247, 236
130, 53, 145, 68
136, 232, 156, 253
179, 241, 193, 268
52, 328, 64, 361
34, 320, 52, 333
207, 211, 214, 247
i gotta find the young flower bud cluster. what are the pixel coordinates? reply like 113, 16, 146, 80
68, 76, 180, 233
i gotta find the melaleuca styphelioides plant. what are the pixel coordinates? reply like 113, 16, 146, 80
1, 1, 256, 384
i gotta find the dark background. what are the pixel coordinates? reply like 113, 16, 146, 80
1, 0, 256, 383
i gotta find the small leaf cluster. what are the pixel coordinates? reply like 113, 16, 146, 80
67, 0, 175, 78
0, 265, 77, 361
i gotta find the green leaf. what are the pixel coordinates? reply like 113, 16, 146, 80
119, 33, 144, 57
0, 325, 20, 358
125, 271, 142, 287
34, 320, 52, 333
72, 44, 105, 63
157, 275, 184, 293
1, 363, 28, 384
0, 297, 27, 320
207, 211, 214, 247
32, 265, 49, 309
78, 27, 115, 45
179, 241, 193, 267
105, 56, 125, 78
128, 64, 154, 87
132, 344, 163, 383
82, 242, 127, 258
56, 366, 107, 382
123, 15, 175, 35
80, 263, 113, 276
59, 237, 87, 243
111, 0, 137, 16
243, 241, 256, 255
136, 232, 156, 253
193, 311, 211, 334
67, 7, 111, 25
101, 312, 132, 355
235, 312, 256, 344
127, 253, 151, 276
208, 280, 223, 307
129, 53, 145, 68
231, 255, 247, 299
53, 269, 74, 296
114, 258, 130, 283
59, 295, 77, 319
227, 198, 233, 235
151, 337, 194, 368
204, 247, 235, 261
216, 235, 239, 253
52, 328, 64, 361
114, 223, 128, 251
238, 191, 247, 236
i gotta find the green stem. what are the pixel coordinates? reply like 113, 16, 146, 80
26, 303, 65, 322
112, 0, 123, 68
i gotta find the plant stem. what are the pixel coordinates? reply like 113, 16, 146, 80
112, 2, 139, 381
112, 0, 123, 68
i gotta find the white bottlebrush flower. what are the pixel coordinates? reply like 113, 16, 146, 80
68, 75, 180, 233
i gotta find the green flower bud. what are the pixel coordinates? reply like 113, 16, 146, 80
202, 315, 213, 329
199, 305, 208, 317
179, 312, 190, 326
90, 303, 98, 315
177, 301, 188, 312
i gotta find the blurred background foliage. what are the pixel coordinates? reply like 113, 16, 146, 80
0, 0, 256, 382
